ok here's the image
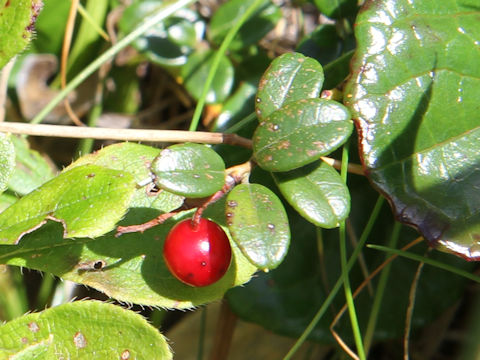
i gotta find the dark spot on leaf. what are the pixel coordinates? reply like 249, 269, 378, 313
73, 332, 87, 349
267, 223, 275, 231
5, 0, 10, 7
28, 322, 40, 333
201, 261, 207, 266
86, 173, 95, 178
21, 337, 28, 344
473, 234, 480, 241
121, 350, 131, 360
256, 97, 261, 103
227, 200, 238, 208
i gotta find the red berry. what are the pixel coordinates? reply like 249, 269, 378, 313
163, 218, 232, 287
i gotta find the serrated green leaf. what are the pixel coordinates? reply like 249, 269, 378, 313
68, 142, 184, 212
152, 143, 226, 198
181, 49, 234, 103
0, 300, 172, 359
0, 0, 42, 69
8, 136, 55, 196
0, 133, 15, 194
208, 0, 281, 51
226, 183, 290, 270
0, 165, 135, 244
253, 98, 353, 172
273, 160, 350, 228
0, 204, 257, 308
255, 52, 324, 120
344, 0, 480, 260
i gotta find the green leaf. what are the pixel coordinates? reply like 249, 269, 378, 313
253, 98, 352, 172
151, 143, 226, 198
181, 49, 234, 103
0, 133, 15, 194
273, 160, 350, 228
0, 204, 257, 308
8, 136, 55, 196
0, 0, 42, 69
208, 0, 281, 51
68, 142, 184, 212
30, 0, 69, 54
0, 300, 172, 359
0, 165, 135, 244
255, 52, 324, 120
119, 2, 203, 67
344, 0, 480, 260
312, 0, 358, 19
226, 183, 290, 270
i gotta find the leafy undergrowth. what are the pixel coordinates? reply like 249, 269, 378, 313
0, 0, 479, 359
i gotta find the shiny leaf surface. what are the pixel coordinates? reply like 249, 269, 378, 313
226, 183, 290, 270
253, 98, 352, 172
273, 160, 350, 228
151, 143, 226, 198
255, 52, 324, 120
344, 0, 480, 259
0, 301, 172, 359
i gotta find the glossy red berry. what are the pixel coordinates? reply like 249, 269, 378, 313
163, 218, 232, 287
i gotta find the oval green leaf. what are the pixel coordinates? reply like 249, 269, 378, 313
253, 98, 353, 172
181, 49, 234, 103
0, 0, 42, 69
0, 165, 135, 244
255, 52, 324, 120
152, 143, 226, 198
208, 0, 281, 51
344, 0, 480, 260
0, 133, 15, 194
273, 160, 350, 228
226, 183, 290, 270
0, 300, 172, 359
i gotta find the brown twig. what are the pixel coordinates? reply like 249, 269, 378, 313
115, 210, 182, 237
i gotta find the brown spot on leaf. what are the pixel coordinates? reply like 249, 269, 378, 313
86, 173, 95, 178
277, 140, 290, 150
121, 350, 131, 360
227, 200, 238, 208
28, 322, 40, 333
74, 332, 87, 349
21, 337, 28, 344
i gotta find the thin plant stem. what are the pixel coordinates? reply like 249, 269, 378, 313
0, 57, 15, 123
31, 0, 196, 125
283, 196, 384, 360
363, 221, 402, 355
404, 259, 425, 360
223, 112, 257, 134
77, 2, 110, 41
339, 141, 366, 360
197, 307, 207, 360
189, 0, 264, 131
35, 274, 57, 309
367, 244, 480, 283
